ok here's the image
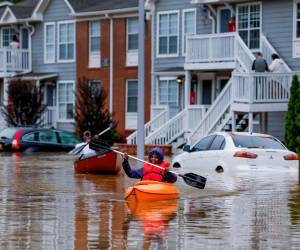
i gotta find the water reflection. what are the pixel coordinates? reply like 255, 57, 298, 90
0, 153, 299, 249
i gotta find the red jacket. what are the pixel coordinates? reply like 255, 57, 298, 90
142, 161, 170, 181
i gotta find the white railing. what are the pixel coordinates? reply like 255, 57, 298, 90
235, 35, 255, 72
261, 34, 291, 72
188, 78, 233, 147
42, 106, 57, 128
232, 72, 292, 103
0, 48, 31, 74
145, 105, 209, 145
186, 33, 236, 63
126, 107, 169, 144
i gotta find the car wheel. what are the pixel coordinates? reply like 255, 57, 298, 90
215, 166, 224, 173
173, 163, 181, 168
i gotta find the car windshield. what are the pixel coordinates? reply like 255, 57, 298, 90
0, 128, 18, 139
231, 135, 286, 150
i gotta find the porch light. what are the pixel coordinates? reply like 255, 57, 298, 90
176, 76, 184, 84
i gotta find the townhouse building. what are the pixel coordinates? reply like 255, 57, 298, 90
0, 0, 152, 140
127, 0, 299, 147
70, 0, 151, 139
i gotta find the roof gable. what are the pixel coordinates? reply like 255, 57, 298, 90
0, 6, 16, 23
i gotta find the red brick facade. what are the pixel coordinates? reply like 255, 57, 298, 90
76, 17, 151, 141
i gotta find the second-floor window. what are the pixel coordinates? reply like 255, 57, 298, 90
157, 11, 179, 57
58, 21, 75, 62
89, 21, 101, 68
44, 23, 55, 63
237, 3, 261, 50
2, 28, 17, 47
182, 9, 196, 55
126, 17, 138, 66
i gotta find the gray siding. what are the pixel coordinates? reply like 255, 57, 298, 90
262, 0, 300, 71
31, 0, 76, 80
154, 0, 212, 72
267, 112, 286, 142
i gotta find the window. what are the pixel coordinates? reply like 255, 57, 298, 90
58, 21, 75, 62
89, 80, 101, 97
209, 135, 226, 150
126, 18, 138, 66
2, 28, 17, 47
193, 135, 216, 151
59, 131, 81, 145
182, 9, 196, 55
237, 3, 261, 50
126, 80, 138, 113
44, 23, 55, 63
159, 79, 178, 105
22, 132, 38, 142
157, 11, 179, 56
231, 135, 286, 150
38, 130, 58, 143
89, 21, 101, 67
58, 82, 75, 120
294, 1, 300, 57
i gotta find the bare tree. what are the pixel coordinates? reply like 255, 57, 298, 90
2, 79, 46, 126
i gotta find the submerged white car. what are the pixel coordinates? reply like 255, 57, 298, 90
172, 132, 299, 175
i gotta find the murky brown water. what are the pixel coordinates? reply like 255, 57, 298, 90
0, 153, 300, 249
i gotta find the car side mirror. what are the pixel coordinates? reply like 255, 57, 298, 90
183, 145, 190, 152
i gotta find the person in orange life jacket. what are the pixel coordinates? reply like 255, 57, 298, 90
122, 147, 177, 183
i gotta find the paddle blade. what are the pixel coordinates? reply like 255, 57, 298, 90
89, 137, 112, 154
180, 173, 207, 189
68, 143, 87, 155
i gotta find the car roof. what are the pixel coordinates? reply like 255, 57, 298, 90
214, 131, 274, 138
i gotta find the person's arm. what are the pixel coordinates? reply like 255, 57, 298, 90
122, 157, 143, 179
163, 171, 177, 183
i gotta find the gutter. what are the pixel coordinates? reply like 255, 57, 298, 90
72, 7, 138, 18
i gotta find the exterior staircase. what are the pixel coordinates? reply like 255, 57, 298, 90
127, 32, 293, 148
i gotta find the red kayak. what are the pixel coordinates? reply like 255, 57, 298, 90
74, 151, 121, 174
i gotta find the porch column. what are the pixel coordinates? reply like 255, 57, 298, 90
3, 77, 8, 106
184, 70, 191, 108
248, 112, 253, 133
231, 111, 236, 132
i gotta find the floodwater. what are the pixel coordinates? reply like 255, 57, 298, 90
0, 153, 300, 249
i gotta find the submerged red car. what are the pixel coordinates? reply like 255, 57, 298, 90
0, 127, 81, 152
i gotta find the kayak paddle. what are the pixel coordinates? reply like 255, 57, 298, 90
69, 126, 111, 155
89, 137, 207, 190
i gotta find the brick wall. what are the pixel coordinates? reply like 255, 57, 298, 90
76, 17, 151, 142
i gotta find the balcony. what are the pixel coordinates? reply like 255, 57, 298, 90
0, 48, 31, 77
185, 32, 255, 71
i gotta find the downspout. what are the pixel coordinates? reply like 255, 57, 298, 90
106, 14, 113, 113
26, 21, 35, 73
205, 4, 216, 34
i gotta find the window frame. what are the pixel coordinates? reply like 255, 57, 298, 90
126, 17, 139, 66
125, 79, 138, 129
89, 20, 101, 68
57, 20, 75, 63
1, 27, 17, 48
44, 22, 56, 64
156, 10, 180, 58
236, 2, 262, 51
158, 77, 179, 106
57, 80, 75, 122
182, 8, 196, 56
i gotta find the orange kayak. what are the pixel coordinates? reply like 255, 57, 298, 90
124, 180, 179, 202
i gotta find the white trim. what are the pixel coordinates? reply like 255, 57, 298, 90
236, 1, 262, 51
158, 77, 179, 106
182, 8, 196, 56
44, 22, 56, 64
156, 10, 180, 58
57, 20, 75, 63
89, 20, 101, 68
57, 80, 75, 122
72, 7, 138, 17
293, 0, 300, 58
0, 7, 17, 23
63, 0, 76, 15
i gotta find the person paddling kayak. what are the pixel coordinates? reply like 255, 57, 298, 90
122, 147, 177, 183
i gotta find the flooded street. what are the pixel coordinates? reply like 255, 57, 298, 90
0, 153, 300, 249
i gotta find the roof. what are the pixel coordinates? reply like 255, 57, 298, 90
2, 0, 39, 19
67, 0, 138, 13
